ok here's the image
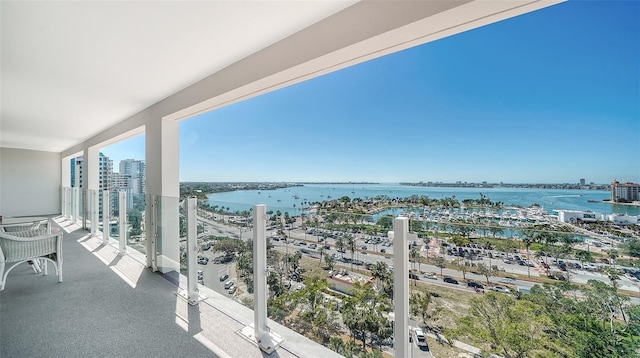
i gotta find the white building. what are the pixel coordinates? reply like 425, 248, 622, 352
606, 213, 638, 225
119, 159, 146, 195
555, 209, 639, 225
71, 153, 113, 189
611, 180, 640, 202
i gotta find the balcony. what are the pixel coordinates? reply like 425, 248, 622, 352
0, 216, 341, 357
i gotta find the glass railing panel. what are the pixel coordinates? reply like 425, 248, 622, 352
71, 187, 80, 224
127, 193, 146, 255
85, 188, 99, 233
60, 187, 70, 218
191, 195, 393, 355
97, 189, 105, 235
191, 186, 639, 357
78, 188, 84, 224
152, 194, 180, 282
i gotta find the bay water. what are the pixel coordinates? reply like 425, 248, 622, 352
207, 183, 640, 217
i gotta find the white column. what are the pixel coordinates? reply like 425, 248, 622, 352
145, 118, 179, 273
241, 204, 283, 353
102, 190, 110, 244
84, 147, 99, 230
119, 191, 127, 256
61, 157, 71, 217
393, 217, 410, 358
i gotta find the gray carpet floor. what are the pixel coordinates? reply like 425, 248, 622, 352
0, 219, 218, 358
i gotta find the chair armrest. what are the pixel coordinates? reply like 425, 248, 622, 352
0, 231, 63, 263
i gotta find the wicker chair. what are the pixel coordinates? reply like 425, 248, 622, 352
0, 219, 51, 274
0, 227, 64, 291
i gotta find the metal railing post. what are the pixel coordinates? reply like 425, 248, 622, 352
393, 217, 410, 358
103, 190, 110, 245
90, 190, 99, 235
241, 204, 283, 353
179, 197, 204, 305
118, 191, 127, 256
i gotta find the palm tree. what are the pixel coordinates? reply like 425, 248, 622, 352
456, 258, 469, 280
433, 256, 446, 276
410, 291, 435, 330
410, 247, 419, 271
521, 226, 546, 278
607, 249, 619, 269
335, 236, 345, 259
317, 246, 325, 267
370, 261, 390, 285
324, 254, 335, 271
346, 235, 356, 271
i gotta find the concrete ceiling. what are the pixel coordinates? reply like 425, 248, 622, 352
1, 1, 357, 152
1, 1, 563, 154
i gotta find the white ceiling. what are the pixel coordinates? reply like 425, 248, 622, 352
1, 1, 564, 154
1, 0, 357, 152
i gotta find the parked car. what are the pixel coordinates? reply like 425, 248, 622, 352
224, 281, 234, 289
228, 286, 237, 294
443, 276, 458, 284
198, 258, 208, 265
491, 286, 510, 293
423, 272, 437, 280
413, 327, 427, 347
219, 273, 229, 281
467, 281, 484, 289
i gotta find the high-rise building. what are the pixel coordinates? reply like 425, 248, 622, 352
611, 180, 640, 202
119, 159, 146, 195
580, 178, 585, 186
71, 153, 113, 189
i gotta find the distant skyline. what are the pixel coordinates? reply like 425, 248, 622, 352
101, 1, 639, 185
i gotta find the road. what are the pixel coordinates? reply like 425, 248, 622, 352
197, 215, 640, 303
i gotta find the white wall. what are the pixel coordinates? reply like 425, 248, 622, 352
0, 148, 61, 217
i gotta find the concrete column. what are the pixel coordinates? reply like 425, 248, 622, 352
102, 190, 110, 244
61, 157, 71, 217
61, 157, 71, 189
83, 147, 99, 229
119, 191, 127, 256
393, 217, 410, 358
145, 119, 179, 273
90, 189, 99, 235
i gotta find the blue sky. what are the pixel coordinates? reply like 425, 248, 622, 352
102, 0, 639, 184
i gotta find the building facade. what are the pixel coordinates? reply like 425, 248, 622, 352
611, 180, 640, 202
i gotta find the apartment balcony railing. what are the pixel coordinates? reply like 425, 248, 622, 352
49, 188, 421, 356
